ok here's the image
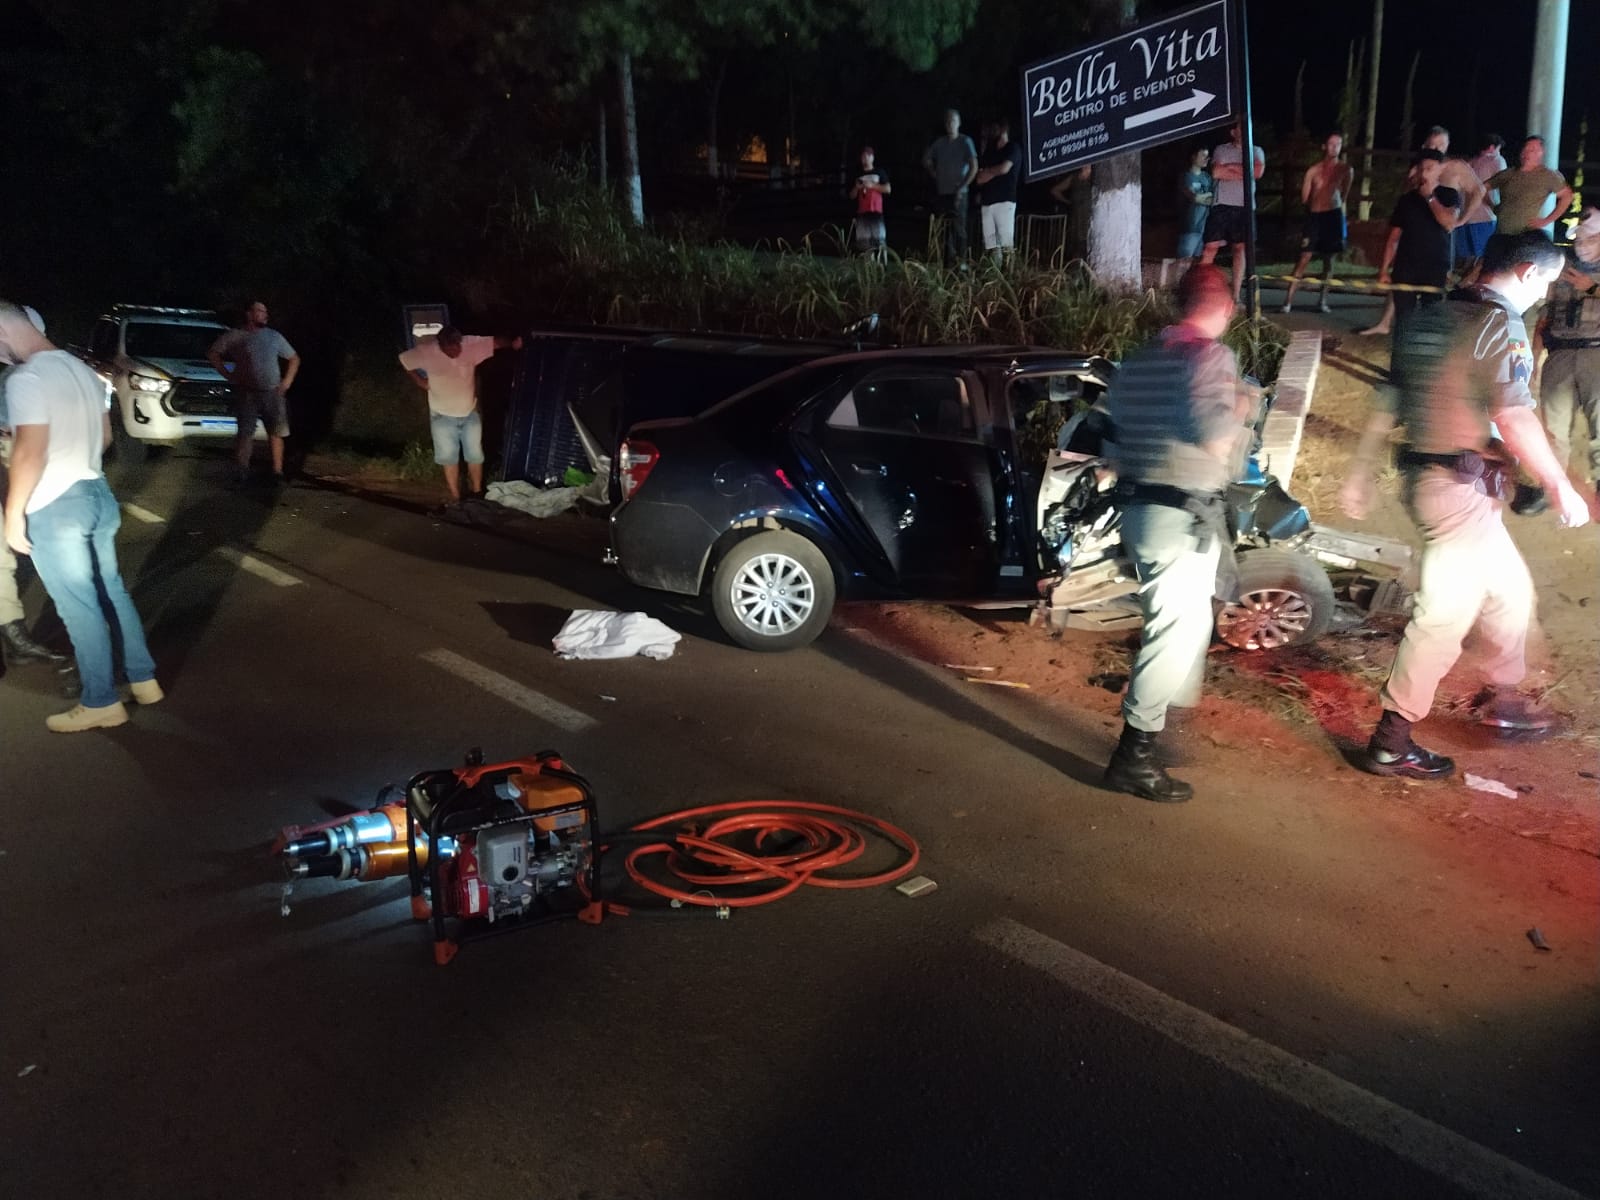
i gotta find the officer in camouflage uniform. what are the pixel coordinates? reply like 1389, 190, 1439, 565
1101, 265, 1254, 803
1340, 232, 1589, 779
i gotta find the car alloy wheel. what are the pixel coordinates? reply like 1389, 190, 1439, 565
730, 552, 816, 637
1217, 586, 1318, 650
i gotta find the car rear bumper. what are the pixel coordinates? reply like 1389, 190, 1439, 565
611, 499, 723, 595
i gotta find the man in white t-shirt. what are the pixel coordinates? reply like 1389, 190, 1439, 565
0, 303, 71, 673
398, 325, 521, 507
1199, 123, 1265, 303
0, 300, 162, 732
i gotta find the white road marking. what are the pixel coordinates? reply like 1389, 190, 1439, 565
975, 918, 1587, 1200
122, 503, 166, 524
420, 648, 597, 734
212, 546, 302, 588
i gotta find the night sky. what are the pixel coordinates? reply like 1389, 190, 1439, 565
1245, 0, 1597, 158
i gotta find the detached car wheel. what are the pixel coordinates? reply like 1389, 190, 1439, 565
108, 409, 149, 466
711, 531, 836, 652
1216, 549, 1335, 651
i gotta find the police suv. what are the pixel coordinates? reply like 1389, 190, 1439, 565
75, 305, 259, 462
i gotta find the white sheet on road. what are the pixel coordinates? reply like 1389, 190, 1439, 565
484, 480, 578, 518
552, 610, 681, 660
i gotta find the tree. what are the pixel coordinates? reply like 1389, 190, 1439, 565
476, 0, 979, 222
1087, 0, 1141, 290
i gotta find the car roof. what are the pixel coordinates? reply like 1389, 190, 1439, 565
698, 345, 1114, 424
797, 346, 1114, 373
109, 305, 224, 325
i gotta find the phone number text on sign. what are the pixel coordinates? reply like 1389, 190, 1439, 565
1039, 124, 1110, 163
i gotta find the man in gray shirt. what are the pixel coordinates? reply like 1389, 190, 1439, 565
922, 109, 978, 264
208, 300, 300, 485
1101, 264, 1253, 803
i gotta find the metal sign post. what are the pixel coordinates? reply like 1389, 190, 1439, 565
1235, 0, 1260, 319
1020, 0, 1237, 182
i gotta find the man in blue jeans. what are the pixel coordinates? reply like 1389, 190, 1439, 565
0, 300, 162, 733
398, 325, 521, 511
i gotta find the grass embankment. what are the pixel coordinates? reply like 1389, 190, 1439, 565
325, 168, 1290, 470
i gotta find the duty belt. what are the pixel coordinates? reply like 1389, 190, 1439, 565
1395, 448, 1475, 472
1114, 480, 1238, 600
1395, 443, 1516, 499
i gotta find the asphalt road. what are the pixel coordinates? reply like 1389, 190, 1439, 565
2, 451, 1595, 1200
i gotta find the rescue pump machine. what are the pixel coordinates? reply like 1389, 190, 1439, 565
279, 750, 598, 965
276, 749, 922, 965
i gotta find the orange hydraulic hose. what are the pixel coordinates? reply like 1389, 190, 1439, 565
618, 800, 921, 909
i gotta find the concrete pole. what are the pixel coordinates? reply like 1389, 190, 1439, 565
1358, 0, 1382, 221
1527, 0, 1569, 166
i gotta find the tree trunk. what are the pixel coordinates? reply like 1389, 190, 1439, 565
1088, 0, 1141, 290
707, 58, 727, 178
1398, 50, 1420, 152
1089, 153, 1142, 288
617, 51, 643, 225
597, 93, 609, 188
1359, 0, 1383, 220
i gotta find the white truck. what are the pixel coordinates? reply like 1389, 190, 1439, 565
76, 305, 261, 462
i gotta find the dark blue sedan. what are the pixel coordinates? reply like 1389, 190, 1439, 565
610, 347, 1116, 650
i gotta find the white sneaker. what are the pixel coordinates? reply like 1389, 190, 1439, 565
1279, 303, 1292, 313
46, 702, 130, 733
1318, 301, 1333, 314
129, 679, 165, 705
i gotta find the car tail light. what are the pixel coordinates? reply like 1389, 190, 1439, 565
618, 439, 659, 500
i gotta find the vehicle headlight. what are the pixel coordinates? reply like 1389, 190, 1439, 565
130, 372, 172, 394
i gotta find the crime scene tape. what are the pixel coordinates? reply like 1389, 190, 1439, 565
1249, 273, 1447, 295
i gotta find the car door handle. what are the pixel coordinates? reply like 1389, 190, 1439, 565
850, 461, 886, 476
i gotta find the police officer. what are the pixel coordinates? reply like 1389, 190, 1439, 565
1536, 207, 1600, 504
1101, 264, 1254, 803
1340, 232, 1589, 779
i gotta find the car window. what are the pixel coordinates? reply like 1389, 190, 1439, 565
124, 322, 227, 361
828, 373, 975, 439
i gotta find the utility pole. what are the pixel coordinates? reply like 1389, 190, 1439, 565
1358, 0, 1382, 221
1527, 0, 1569, 169
1236, 0, 1260, 318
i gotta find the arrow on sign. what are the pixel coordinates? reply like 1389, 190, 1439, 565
1123, 88, 1215, 131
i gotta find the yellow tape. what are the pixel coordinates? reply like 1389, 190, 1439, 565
1249, 273, 1446, 295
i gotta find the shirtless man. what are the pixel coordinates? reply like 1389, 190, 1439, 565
1282, 131, 1354, 313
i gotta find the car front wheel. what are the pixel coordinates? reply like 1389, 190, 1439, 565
1215, 549, 1336, 651
710, 531, 836, 652
107, 406, 149, 466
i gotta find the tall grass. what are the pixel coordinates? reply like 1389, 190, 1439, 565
475, 165, 1289, 382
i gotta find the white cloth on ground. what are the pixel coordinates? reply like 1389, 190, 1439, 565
484, 480, 579, 518
553, 610, 680, 660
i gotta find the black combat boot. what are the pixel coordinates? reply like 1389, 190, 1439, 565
1102, 724, 1193, 803
1, 620, 66, 665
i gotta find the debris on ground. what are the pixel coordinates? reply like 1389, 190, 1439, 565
896, 875, 938, 897
484, 481, 579, 519
1527, 927, 1551, 952
967, 678, 1030, 689
943, 663, 997, 672
1464, 774, 1521, 801
553, 610, 681, 660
